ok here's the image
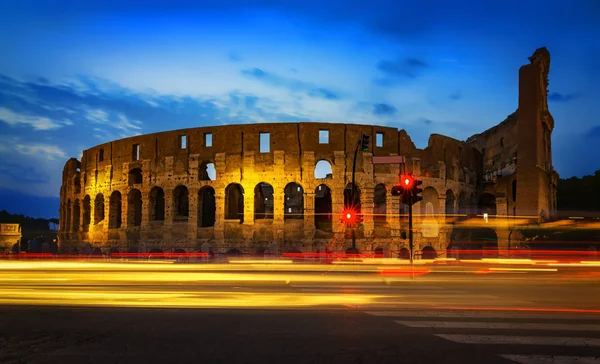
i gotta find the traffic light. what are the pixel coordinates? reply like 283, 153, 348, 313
360, 134, 370, 151
391, 186, 403, 196
340, 208, 357, 226
411, 179, 423, 204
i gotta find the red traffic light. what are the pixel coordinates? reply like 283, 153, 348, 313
341, 208, 358, 225
401, 175, 414, 189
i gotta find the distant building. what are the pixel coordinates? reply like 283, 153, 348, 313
0, 223, 22, 252
58, 47, 557, 258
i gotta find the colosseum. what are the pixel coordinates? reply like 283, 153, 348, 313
58, 47, 558, 258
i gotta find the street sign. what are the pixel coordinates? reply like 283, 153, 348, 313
372, 156, 405, 164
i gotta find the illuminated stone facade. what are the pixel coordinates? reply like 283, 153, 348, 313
0, 223, 22, 252
58, 48, 557, 257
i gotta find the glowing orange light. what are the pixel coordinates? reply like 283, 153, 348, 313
404, 178, 410, 185
346, 213, 352, 219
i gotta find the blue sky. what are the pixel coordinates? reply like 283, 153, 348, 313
0, 0, 599, 218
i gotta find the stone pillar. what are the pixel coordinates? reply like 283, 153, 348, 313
452, 164, 459, 181
121, 190, 130, 228
272, 187, 285, 245
214, 187, 225, 245
141, 190, 150, 229
361, 184, 374, 238
388, 193, 402, 243
438, 194, 447, 223
303, 191, 316, 242
187, 187, 199, 241
438, 161, 446, 180
411, 158, 421, 176
495, 197, 510, 255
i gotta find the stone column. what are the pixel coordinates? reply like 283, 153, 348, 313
303, 191, 316, 242
163, 189, 174, 244
141, 190, 151, 229
272, 186, 285, 245
438, 161, 446, 180
495, 197, 510, 256
121, 190, 130, 228
438, 194, 447, 222
214, 187, 225, 245
361, 185, 374, 238
187, 187, 199, 241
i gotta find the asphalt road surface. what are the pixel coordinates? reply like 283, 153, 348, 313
1, 260, 599, 363
1, 306, 600, 364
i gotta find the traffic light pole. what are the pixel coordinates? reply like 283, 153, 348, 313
408, 196, 413, 264
350, 140, 360, 252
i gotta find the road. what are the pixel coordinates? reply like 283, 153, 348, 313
0, 259, 599, 363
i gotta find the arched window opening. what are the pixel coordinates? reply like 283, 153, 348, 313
373, 184, 386, 224
314, 184, 332, 232
128, 168, 143, 185
512, 180, 517, 202
94, 194, 104, 224
82, 195, 91, 231
109, 191, 122, 229
445, 190, 455, 215
198, 186, 216, 227
478, 193, 497, 216
127, 189, 142, 227
457, 192, 467, 220
314, 160, 333, 179
254, 183, 274, 220
344, 183, 361, 213
73, 175, 81, 194
173, 185, 189, 218
225, 183, 244, 222
422, 246, 437, 259
199, 162, 216, 181
65, 202, 72, 232
72, 199, 80, 232
149, 187, 165, 221
284, 183, 304, 220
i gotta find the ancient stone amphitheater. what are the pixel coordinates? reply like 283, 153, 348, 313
58, 47, 558, 258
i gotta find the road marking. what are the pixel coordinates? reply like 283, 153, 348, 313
395, 321, 600, 331
435, 334, 600, 346
364, 311, 600, 320
500, 355, 600, 364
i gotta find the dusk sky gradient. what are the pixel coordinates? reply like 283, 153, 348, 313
0, 0, 599, 218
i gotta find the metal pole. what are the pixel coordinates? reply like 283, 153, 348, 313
351, 139, 360, 252
408, 196, 413, 264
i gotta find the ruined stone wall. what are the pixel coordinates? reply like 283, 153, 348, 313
0, 223, 21, 251
59, 122, 481, 256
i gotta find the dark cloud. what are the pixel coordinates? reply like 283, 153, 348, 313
374, 58, 428, 86
449, 92, 461, 101
548, 92, 577, 102
423, 118, 433, 125
586, 125, 600, 139
241, 67, 341, 100
0, 188, 60, 219
373, 103, 396, 115
0, 159, 51, 184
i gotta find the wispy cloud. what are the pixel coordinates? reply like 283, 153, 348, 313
241, 67, 342, 100
548, 92, 577, 102
374, 57, 428, 86
0, 107, 68, 130
15, 143, 67, 160
373, 103, 397, 115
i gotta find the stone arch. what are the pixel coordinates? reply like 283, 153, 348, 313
72, 199, 80, 232
254, 182, 274, 220
174, 248, 186, 253
128, 168, 143, 185
398, 248, 410, 260
199, 161, 216, 181
314, 184, 332, 232
284, 182, 304, 220
478, 193, 497, 216
127, 189, 143, 227
344, 183, 361, 213
225, 183, 244, 222
149, 187, 165, 221
472, 228, 499, 257
198, 186, 216, 227
227, 248, 243, 256
150, 248, 163, 254
421, 187, 439, 238
457, 192, 467, 219
94, 193, 105, 224
82, 195, 91, 231
109, 191, 122, 229
73, 174, 81, 194
314, 160, 333, 179
445, 189, 455, 215
422, 246, 437, 259
173, 185, 189, 218
373, 184, 387, 224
